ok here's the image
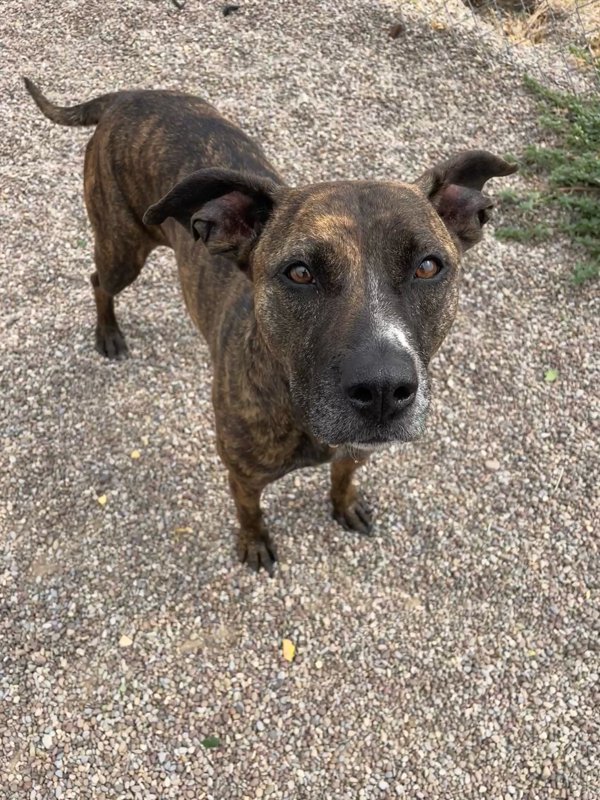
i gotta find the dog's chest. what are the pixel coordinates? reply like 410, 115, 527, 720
290, 435, 334, 471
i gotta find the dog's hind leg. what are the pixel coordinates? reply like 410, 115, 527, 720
84, 134, 158, 359
90, 269, 126, 359
90, 237, 152, 359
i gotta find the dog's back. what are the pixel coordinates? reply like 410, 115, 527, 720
24, 79, 283, 357
25, 79, 281, 218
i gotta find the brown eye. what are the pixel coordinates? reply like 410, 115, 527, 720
415, 257, 442, 280
285, 263, 315, 285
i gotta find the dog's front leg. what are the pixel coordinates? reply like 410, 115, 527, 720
331, 456, 374, 535
228, 473, 277, 574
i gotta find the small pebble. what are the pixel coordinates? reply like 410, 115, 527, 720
485, 459, 501, 471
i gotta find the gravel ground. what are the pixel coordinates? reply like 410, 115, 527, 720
1, 1, 598, 798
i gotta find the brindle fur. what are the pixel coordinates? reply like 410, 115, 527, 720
25, 78, 517, 574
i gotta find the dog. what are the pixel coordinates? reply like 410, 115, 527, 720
25, 78, 517, 573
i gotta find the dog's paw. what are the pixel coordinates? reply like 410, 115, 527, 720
333, 498, 375, 536
237, 532, 278, 575
95, 326, 129, 360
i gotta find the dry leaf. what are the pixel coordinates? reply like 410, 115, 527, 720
97, 494, 107, 507
130, 449, 141, 460
430, 19, 447, 31
282, 638, 296, 662
173, 526, 193, 534
179, 636, 202, 654
119, 634, 133, 648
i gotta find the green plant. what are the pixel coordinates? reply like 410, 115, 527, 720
496, 71, 600, 284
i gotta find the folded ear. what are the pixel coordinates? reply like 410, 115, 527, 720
143, 168, 280, 267
415, 150, 518, 251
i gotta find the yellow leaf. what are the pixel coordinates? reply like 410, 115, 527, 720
130, 450, 141, 460
282, 639, 296, 662
97, 494, 108, 507
431, 19, 447, 30
173, 526, 193, 534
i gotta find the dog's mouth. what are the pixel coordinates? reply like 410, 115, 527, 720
304, 395, 429, 446
314, 387, 430, 448
291, 369, 431, 449
325, 424, 425, 448
332, 440, 393, 458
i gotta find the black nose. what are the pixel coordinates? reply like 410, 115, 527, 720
342, 350, 418, 424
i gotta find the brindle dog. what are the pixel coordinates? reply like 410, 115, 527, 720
25, 78, 517, 574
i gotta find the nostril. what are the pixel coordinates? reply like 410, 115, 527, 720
393, 384, 416, 402
347, 384, 373, 405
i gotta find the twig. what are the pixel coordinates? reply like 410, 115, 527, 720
551, 465, 565, 495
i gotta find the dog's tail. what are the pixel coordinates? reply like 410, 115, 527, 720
23, 77, 118, 127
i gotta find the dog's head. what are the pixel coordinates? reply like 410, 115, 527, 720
144, 151, 516, 448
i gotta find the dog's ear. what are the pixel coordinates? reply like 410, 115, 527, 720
143, 168, 280, 267
415, 150, 517, 251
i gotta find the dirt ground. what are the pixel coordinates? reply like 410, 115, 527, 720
1, 1, 598, 798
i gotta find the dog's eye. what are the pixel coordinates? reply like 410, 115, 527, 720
415, 257, 442, 280
284, 263, 315, 285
